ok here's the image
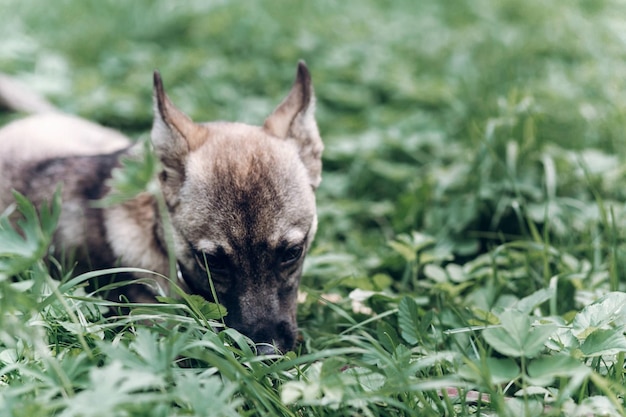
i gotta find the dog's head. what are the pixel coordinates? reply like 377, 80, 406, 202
150, 62, 322, 354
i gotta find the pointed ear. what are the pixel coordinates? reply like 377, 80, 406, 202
151, 71, 205, 204
264, 61, 323, 189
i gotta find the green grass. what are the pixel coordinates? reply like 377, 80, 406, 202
2, 0, 626, 415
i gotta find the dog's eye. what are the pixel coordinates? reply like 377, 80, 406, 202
280, 246, 303, 267
194, 251, 229, 275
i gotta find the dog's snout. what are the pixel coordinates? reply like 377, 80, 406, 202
243, 320, 296, 355
255, 343, 281, 356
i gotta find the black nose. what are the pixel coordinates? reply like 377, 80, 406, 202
243, 320, 295, 355
255, 343, 281, 356
222, 320, 287, 355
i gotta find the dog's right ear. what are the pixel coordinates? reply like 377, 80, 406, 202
152, 71, 205, 204
264, 62, 324, 189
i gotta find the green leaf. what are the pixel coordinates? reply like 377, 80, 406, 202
459, 357, 520, 384
398, 296, 421, 345
174, 373, 242, 417
0, 190, 60, 275
513, 288, 555, 315
186, 294, 228, 320
527, 355, 589, 384
95, 138, 158, 207
505, 398, 543, 417
485, 357, 521, 383
526, 355, 591, 403
412, 351, 460, 373
388, 232, 435, 262
376, 320, 401, 353
579, 328, 626, 357
571, 292, 626, 340
342, 366, 386, 392
157, 294, 228, 321
423, 264, 447, 283
483, 310, 556, 358
60, 360, 165, 417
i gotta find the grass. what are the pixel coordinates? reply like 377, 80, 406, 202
2, 0, 626, 415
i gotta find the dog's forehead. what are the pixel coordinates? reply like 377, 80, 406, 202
187, 122, 307, 190
179, 122, 315, 250
189, 122, 298, 166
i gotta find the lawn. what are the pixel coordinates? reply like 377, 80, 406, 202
2, 0, 626, 415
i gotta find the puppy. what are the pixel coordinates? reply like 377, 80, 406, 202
0, 62, 323, 354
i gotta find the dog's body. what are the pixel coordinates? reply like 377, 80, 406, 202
0, 63, 323, 354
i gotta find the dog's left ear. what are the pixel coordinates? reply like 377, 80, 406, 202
151, 71, 206, 204
264, 61, 323, 189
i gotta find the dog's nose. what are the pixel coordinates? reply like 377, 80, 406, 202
255, 343, 281, 356
242, 320, 295, 355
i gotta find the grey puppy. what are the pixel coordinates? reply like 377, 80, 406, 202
0, 62, 323, 354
